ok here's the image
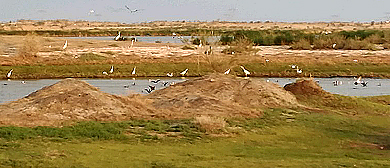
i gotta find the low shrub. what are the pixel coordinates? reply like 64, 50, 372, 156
290, 39, 312, 50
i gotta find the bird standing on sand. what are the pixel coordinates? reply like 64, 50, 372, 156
296, 68, 302, 74
131, 66, 136, 75
167, 73, 173, 77
6, 69, 13, 79
109, 66, 114, 74
180, 68, 188, 76
62, 40, 68, 50
102, 71, 108, 75
224, 69, 231, 75
240, 66, 250, 77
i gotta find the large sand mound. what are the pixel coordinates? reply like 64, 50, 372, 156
0, 79, 156, 126
0, 75, 301, 126
147, 74, 300, 118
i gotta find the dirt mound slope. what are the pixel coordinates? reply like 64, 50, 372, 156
284, 79, 333, 97
0, 75, 301, 126
147, 74, 300, 118
0, 79, 156, 126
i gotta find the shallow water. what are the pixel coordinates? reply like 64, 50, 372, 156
0, 77, 389, 104
63, 36, 220, 44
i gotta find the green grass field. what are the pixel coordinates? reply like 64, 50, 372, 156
2, 62, 390, 79
0, 104, 389, 167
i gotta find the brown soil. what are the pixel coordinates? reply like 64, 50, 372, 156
0, 74, 301, 127
284, 79, 332, 97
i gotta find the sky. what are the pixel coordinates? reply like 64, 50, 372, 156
1, 0, 390, 23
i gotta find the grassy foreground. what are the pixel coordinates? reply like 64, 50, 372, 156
2, 62, 390, 79
0, 104, 389, 167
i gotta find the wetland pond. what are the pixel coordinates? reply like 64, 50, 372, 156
63, 36, 220, 43
0, 77, 389, 104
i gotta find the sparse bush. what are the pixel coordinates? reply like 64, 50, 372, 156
17, 34, 41, 59
78, 53, 106, 61
364, 34, 383, 44
181, 45, 195, 50
290, 39, 312, 50
194, 116, 227, 133
219, 35, 234, 45
383, 43, 390, 49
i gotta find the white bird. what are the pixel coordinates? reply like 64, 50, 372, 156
102, 71, 108, 75
180, 68, 188, 76
115, 32, 121, 41
354, 76, 362, 85
130, 39, 134, 48
296, 69, 302, 74
131, 66, 136, 75
291, 65, 297, 69
332, 43, 337, 49
172, 32, 177, 36
109, 66, 114, 73
240, 66, 250, 77
198, 40, 202, 48
62, 40, 68, 50
167, 73, 173, 77
88, 10, 95, 15
6, 69, 13, 78
224, 69, 231, 75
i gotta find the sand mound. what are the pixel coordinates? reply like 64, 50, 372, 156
284, 79, 332, 97
0, 75, 301, 126
147, 74, 300, 118
0, 79, 156, 126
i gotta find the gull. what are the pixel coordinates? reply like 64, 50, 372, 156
332, 43, 337, 49
180, 68, 188, 76
62, 40, 68, 50
88, 10, 95, 15
333, 81, 342, 86
125, 5, 142, 13
148, 85, 156, 91
198, 40, 202, 48
291, 65, 297, 69
296, 68, 302, 74
115, 32, 121, 41
102, 71, 108, 75
131, 66, 136, 75
144, 88, 152, 93
167, 73, 173, 77
109, 66, 114, 73
354, 76, 362, 85
150, 79, 160, 84
6, 69, 13, 78
162, 81, 169, 86
240, 66, 250, 77
224, 69, 231, 75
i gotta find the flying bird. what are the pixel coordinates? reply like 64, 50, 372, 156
125, 5, 142, 13
224, 69, 231, 75
6, 69, 13, 78
180, 68, 189, 76
354, 76, 362, 85
62, 40, 68, 50
240, 66, 250, 77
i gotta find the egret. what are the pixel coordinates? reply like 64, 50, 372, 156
291, 65, 297, 69
21, 81, 25, 84
115, 32, 121, 41
167, 73, 173, 77
198, 40, 202, 48
102, 71, 108, 75
131, 66, 136, 75
6, 69, 13, 78
130, 39, 134, 48
180, 68, 188, 76
62, 40, 68, 50
332, 43, 337, 49
109, 66, 114, 73
224, 69, 231, 75
240, 66, 250, 77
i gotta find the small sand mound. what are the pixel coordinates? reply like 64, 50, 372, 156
284, 79, 332, 97
147, 74, 300, 118
0, 79, 156, 126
